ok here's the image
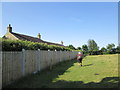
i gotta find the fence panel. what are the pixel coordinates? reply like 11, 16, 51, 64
2, 52, 22, 87
2, 50, 78, 87
39, 51, 49, 70
24, 50, 37, 75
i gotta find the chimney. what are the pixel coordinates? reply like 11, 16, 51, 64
37, 33, 41, 39
61, 41, 63, 45
7, 24, 12, 33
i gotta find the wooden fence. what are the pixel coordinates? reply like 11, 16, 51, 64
2, 50, 78, 87
0, 52, 2, 90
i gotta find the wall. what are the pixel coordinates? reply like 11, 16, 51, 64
3, 32, 19, 40
2, 50, 78, 87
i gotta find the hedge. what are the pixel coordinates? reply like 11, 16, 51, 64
0, 38, 73, 51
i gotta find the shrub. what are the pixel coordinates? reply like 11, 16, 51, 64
1, 38, 75, 51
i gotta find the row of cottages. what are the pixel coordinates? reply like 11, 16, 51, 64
3, 24, 64, 47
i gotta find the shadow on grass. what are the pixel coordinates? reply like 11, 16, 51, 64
82, 64, 93, 67
3, 59, 77, 88
3, 59, 119, 89
49, 77, 119, 88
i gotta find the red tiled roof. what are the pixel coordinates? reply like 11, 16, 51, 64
11, 32, 64, 47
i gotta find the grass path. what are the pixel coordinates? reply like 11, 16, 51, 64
5, 54, 119, 88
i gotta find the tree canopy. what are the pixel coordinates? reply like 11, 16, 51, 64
88, 39, 99, 51
67, 45, 76, 50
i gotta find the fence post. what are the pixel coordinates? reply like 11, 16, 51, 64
38, 49, 40, 72
60, 50, 62, 62
55, 49, 57, 63
22, 49, 25, 76
49, 50, 52, 70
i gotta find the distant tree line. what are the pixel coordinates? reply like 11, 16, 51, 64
67, 39, 120, 55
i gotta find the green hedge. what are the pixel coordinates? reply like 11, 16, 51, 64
1, 38, 73, 51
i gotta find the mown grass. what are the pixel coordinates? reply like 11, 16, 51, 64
4, 54, 119, 88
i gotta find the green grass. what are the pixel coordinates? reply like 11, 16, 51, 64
4, 54, 119, 88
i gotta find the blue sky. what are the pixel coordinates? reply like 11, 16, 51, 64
1, 2, 118, 49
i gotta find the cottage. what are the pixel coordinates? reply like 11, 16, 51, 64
3, 24, 64, 47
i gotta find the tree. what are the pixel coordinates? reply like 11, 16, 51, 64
116, 46, 120, 54
87, 39, 99, 55
106, 43, 115, 54
67, 45, 76, 50
77, 47, 82, 50
100, 47, 107, 54
82, 44, 88, 55
106, 43, 115, 50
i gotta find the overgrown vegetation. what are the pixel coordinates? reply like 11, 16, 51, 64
0, 38, 74, 51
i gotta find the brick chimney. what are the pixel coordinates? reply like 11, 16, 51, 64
7, 24, 12, 33
37, 33, 41, 39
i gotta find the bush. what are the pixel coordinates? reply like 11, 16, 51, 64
1, 38, 74, 51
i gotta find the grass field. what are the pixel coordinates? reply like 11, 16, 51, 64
4, 54, 119, 88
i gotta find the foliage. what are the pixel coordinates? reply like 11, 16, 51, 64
67, 45, 76, 50
76, 47, 81, 50
116, 46, 120, 54
106, 43, 116, 54
82, 44, 89, 55
1, 38, 73, 51
88, 39, 99, 51
1, 38, 120, 54
87, 39, 100, 55
101, 47, 107, 52
74, 49, 82, 52
106, 43, 115, 50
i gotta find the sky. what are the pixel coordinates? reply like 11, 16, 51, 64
1, 2, 118, 49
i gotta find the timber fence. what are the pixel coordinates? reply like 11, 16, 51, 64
1, 49, 78, 87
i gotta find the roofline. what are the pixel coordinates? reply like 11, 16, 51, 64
11, 32, 65, 47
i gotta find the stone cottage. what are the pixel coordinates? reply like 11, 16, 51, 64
3, 24, 64, 47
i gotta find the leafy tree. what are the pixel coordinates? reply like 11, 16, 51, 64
116, 46, 120, 54
82, 44, 88, 55
101, 47, 107, 52
106, 43, 115, 50
106, 43, 115, 54
87, 39, 99, 55
67, 45, 76, 50
77, 47, 81, 50
100, 47, 107, 54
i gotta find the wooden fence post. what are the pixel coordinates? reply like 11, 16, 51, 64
22, 49, 25, 76
60, 50, 62, 62
49, 50, 53, 70
38, 49, 40, 72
